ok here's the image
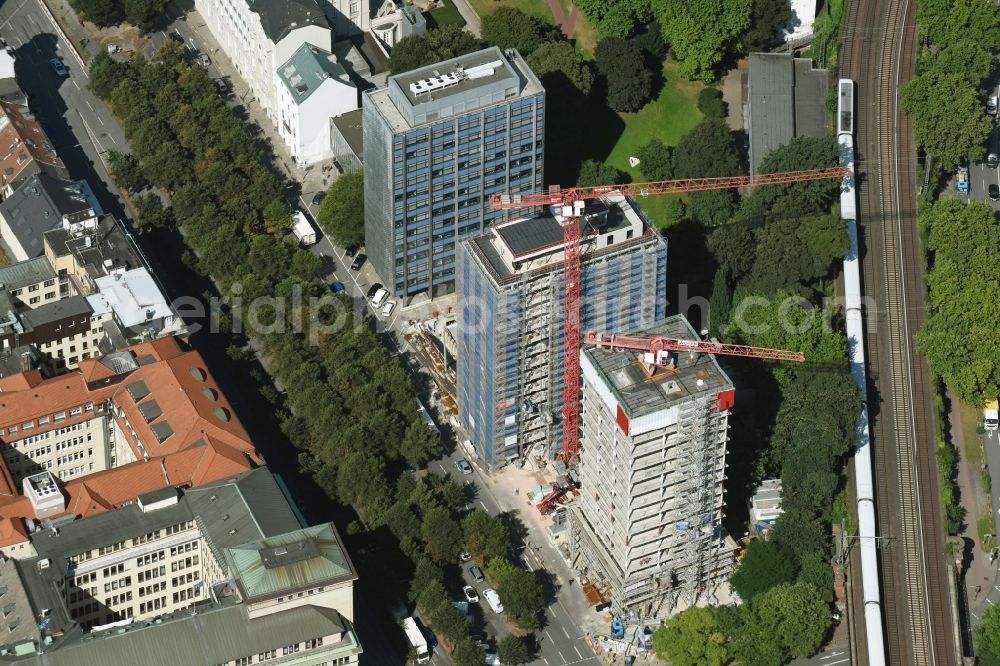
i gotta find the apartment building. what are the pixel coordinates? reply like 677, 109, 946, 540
0, 336, 261, 486
569, 316, 736, 621
0, 174, 99, 262
0, 97, 68, 197
363, 47, 545, 297
194, 0, 331, 130
276, 43, 358, 165
456, 195, 667, 467
0, 468, 363, 665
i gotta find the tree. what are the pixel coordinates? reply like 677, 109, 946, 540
917, 0, 1000, 52
797, 551, 835, 603
931, 39, 994, 87
916, 199, 1000, 403
463, 510, 510, 564
527, 41, 594, 96
389, 26, 486, 73
487, 557, 544, 629
409, 555, 445, 601
753, 135, 840, 215
743, 213, 849, 296
629, 18, 667, 61
697, 87, 727, 119
576, 160, 629, 186
421, 506, 464, 563
133, 192, 173, 229
441, 478, 466, 512
400, 421, 440, 469
70, 0, 121, 27
742, 0, 793, 51
122, 0, 168, 30
651, 0, 752, 81
975, 603, 1000, 665
731, 539, 798, 601
481, 7, 561, 56
453, 639, 486, 666
107, 151, 148, 192
595, 37, 653, 112
901, 67, 992, 170
88, 51, 131, 100
651, 606, 729, 666
497, 634, 532, 664
574, 0, 651, 37
673, 118, 741, 178
636, 139, 673, 181
262, 198, 292, 235
317, 170, 365, 248
750, 582, 830, 659
687, 189, 737, 227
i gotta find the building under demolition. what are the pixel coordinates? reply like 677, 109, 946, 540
570, 316, 736, 621
456, 195, 667, 468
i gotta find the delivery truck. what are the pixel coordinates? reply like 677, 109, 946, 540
292, 211, 317, 246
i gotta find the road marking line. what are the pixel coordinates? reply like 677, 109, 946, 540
522, 556, 533, 571
480, 501, 487, 511
562, 627, 570, 639
557, 651, 567, 664
71, 79, 79, 90
820, 659, 848, 666
541, 659, 548, 665
574, 646, 582, 660
86, 100, 94, 111
97, 116, 104, 126
545, 630, 553, 642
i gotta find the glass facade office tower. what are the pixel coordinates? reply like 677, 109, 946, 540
362, 47, 545, 297
456, 196, 668, 468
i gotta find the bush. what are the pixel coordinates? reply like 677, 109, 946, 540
697, 87, 727, 119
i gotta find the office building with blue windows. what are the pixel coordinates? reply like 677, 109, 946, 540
456, 195, 668, 469
362, 47, 544, 297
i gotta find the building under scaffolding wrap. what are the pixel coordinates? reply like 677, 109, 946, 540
570, 315, 735, 622
456, 195, 667, 468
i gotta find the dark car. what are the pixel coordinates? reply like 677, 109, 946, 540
990, 183, 999, 201
311, 191, 325, 205
350, 254, 367, 271
168, 32, 184, 44
331, 282, 346, 293
214, 78, 229, 95
469, 566, 485, 583
366, 283, 383, 299
344, 245, 359, 258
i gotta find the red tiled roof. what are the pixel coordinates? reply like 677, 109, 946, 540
0, 101, 66, 189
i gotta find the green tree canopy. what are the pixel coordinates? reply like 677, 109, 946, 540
731, 539, 799, 601
743, 213, 849, 295
687, 189, 737, 227
487, 557, 544, 629
527, 41, 595, 96
400, 421, 440, 469
901, 66, 992, 170
389, 26, 486, 74
651, 606, 729, 666
317, 170, 365, 248
497, 634, 532, 665
122, 0, 169, 29
636, 139, 674, 181
917, 198, 1000, 403
917, 0, 1000, 52
69, 0, 121, 26
107, 150, 148, 192
753, 135, 840, 215
651, 0, 752, 81
574, 0, 651, 37
462, 510, 510, 564
576, 160, 629, 186
974, 602, 1000, 664
742, 0, 793, 51
749, 582, 831, 659
673, 118, 742, 178
595, 37, 654, 112
480, 6, 561, 56
697, 87, 727, 119
421, 505, 464, 563
453, 639, 486, 666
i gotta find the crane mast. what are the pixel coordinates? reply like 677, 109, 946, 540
490, 167, 844, 460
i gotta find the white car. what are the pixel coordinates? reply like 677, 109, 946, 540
463, 585, 479, 603
482, 588, 503, 613
381, 300, 396, 317
370, 288, 388, 308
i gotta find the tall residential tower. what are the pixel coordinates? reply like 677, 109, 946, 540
570, 316, 735, 622
456, 195, 667, 468
363, 47, 544, 297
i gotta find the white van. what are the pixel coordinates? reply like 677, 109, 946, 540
482, 588, 503, 613
370, 288, 389, 308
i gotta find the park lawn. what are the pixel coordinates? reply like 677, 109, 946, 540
424, 0, 466, 28
602, 62, 705, 228
467, 0, 597, 55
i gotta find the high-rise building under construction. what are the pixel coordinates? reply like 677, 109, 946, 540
570, 315, 735, 621
456, 195, 666, 468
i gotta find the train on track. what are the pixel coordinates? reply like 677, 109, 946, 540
838, 77, 887, 666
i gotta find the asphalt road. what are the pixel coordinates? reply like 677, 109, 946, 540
972, 428, 1000, 623
966, 123, 1000, 210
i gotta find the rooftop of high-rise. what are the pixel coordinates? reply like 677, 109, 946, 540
364, 46, 544, 131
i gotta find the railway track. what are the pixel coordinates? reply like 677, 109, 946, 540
839, 0, 958, 664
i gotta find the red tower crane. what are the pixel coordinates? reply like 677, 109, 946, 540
583, 331, 806, 364
489, 166, 847, 461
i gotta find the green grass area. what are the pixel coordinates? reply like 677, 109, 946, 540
600, 62, 705, 228
467, 0, 597, 55
423, 0, 466, 28
979, 515, 996, 554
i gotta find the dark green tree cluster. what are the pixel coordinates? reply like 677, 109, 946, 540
697, 87, 727, 119
651, 582, 831, 666
69, 0, 167, 30
902, 0, 1000, 170
316, 170, 365, 248
485, 556, 545, 630
594, 37, 653, 112
480, 7, 562, 56
917, 198, 1000, 403
673, 118, 743, 226
389, 26, 485, 74
976, 603, 1000, 666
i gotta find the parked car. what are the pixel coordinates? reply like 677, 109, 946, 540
370, 288, 389, 308
350, 253, 367, 271
462, 585, 479, 603
455, 458, 472, 475
469, 565, 485, 583
989, 153, 999, 168
49, 58, 67, 77
197, 52, 211, 68
366, 283, 383, 299
989, 183, 999, 201
460, 551, 472, 562
331, 282, 346, 293
214, 78, 229, 95
381, 300, 396, 317
345, 246, 359, 258
482, 588, 503, 614
989, 93, 997, 116
168, 31, 184, 44
956, 166, 970, 193
312, 191, 325, 205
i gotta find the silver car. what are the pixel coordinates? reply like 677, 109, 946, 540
197, 53, 211, 68
454, 458, 472, 475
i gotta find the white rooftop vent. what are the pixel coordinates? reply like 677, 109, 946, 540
465, 60, 503, 80
409, 69, 466, 96
38, 559, 50, 570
